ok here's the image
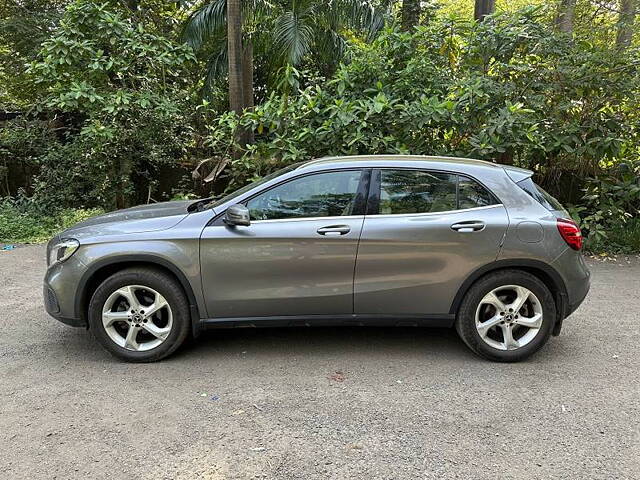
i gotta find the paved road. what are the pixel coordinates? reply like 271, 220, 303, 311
1, 245, 638, 479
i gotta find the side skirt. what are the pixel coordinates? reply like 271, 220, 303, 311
197, 314, 455, 330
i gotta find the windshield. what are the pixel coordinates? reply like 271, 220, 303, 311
207, 162, 304, 209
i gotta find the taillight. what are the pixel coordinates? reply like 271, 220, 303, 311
557, 218, 583, 250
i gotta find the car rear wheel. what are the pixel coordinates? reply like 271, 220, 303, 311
88, 267, 191, 362
455, 270, 556, 362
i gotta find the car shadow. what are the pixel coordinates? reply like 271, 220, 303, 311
171, 325, 475, 362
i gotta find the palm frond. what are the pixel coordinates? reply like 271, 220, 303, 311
181, 0, 227, 50
273, 10, 315, 65
327, 0, 385, 39
203, 43, 229, 95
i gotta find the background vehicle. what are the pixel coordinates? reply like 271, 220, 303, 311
44, 156, 590, 362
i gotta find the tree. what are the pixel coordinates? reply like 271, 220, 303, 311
0, 0, 70, 107
616, 0, 637, 49
400, 0, 421, 31
555, 0, 575, 33
474, 0, 495, 22
28, 1, 197, 209
182, 0, 383, 98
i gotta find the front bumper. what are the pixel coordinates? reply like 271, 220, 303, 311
43, 284, 86, 327
43, 255, 88, 328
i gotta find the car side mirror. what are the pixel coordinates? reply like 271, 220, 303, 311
224, 204, 251, 227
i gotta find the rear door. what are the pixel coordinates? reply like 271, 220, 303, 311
354, 169, 509, 315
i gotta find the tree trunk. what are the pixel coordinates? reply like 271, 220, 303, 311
474, 0, 495, 22
243, 39, 254, 144
616, 0, 636, 50
400, 0, 421, 31
555, 0, 576, 33
227, 0, 247, 152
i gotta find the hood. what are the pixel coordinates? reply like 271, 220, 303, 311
59, 200, 193, 240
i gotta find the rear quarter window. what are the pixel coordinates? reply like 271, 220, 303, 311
516, 178, 565, 212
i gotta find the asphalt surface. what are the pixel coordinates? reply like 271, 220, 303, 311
0, 244, 638, 480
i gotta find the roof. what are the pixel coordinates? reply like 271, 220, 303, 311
299, 154, 504, 170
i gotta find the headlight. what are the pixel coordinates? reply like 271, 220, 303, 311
48, 239, 80, 266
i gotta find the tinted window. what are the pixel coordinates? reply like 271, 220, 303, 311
247, 170, 362, 220
379, 170, 457, 214
458, 176, 498, 209
516, 177, 565, 212
209, 162, 304, 208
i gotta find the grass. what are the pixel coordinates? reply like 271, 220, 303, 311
0, 204, 103, 244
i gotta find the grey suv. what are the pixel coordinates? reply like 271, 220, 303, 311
44, 156, 590, 362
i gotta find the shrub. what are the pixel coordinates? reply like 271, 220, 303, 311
25, 0, 199, 210
207, 11, 640, 207
0, 198, 103, 243
569, 163, 640, 253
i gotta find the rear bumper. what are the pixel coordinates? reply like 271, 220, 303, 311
552, 248, 591, 316
550, 249, 590, 336
567, 275, 590, 316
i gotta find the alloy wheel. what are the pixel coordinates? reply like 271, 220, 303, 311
102, 285, 173, 351
475, 285, 543, 351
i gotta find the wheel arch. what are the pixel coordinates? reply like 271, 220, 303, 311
449, 259, 568, 321
76, 255, 201, 334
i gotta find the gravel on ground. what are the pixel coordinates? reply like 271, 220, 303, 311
1, 245, 638, 479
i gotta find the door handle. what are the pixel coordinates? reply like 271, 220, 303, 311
451, 221, 485, 233
317, 225, 351, 236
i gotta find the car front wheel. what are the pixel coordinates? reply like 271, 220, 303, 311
88, 267, 191, 362
455, 270, 556, 362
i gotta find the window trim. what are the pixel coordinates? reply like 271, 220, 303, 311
367, 167, 501, 217
364, 204, 505, 220
209, 168, 370, 226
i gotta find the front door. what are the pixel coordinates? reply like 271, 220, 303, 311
354, 169, 509, 316
200, 169, 367, 318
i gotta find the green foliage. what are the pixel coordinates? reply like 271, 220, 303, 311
182, 0, 384, 93
24, 0, 199, 209
1, 1, 639, 252
569, 164, 640, 253
206, 12, 640, 198
0, 199, 103, 243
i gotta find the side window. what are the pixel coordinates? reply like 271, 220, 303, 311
379, 170, 457, 214
458, 175, 498, 209
246, 170, 363, 221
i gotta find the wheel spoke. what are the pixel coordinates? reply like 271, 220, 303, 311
483, 291, 507, 312
124, 325, 141, 350
141, 322, 170, 341
509, 286, 531, 314
102, 310, 129, 327
514, 312, 543, 329
144, 294, 168, 319
501, 323, 519, 350
477, 315, 503, 338
117, 286, 141, 310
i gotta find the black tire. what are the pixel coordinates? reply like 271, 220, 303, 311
88, 267, 191, 362
455, 269, 556, 362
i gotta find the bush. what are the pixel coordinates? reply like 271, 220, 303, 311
569, 163, 640, 253
24, 0, 199, 210
0, 199, 103, 244
207, 12, 639, 206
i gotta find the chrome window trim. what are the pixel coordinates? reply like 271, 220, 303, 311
365, 204, 505, 219
238, 204, 504, 225
250, 215, 365, 225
